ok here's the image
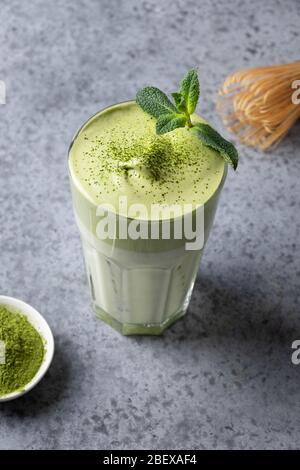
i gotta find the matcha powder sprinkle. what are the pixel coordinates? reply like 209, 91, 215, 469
0, 305, 45, 396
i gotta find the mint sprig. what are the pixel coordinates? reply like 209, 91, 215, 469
136, 69, 238, 170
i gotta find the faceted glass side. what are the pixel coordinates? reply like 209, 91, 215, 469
82, 238, 201, 335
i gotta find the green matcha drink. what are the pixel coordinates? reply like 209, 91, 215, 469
68, 71, 237, 335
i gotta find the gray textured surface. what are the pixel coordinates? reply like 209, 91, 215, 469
0, 0, 300, 450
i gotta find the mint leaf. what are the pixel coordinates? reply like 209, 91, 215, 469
136, 86, 176, 118
171, 92, 186, 112
156, 113, 187, 135
179, 69, 200, 115
192, 123, 238, 170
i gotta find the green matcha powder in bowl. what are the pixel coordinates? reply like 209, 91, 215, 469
0, 296, 54, 402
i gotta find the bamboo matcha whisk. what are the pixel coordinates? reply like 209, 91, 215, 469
217, 60, 300, 151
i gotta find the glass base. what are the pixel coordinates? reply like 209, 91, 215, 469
93, 303, 187, 336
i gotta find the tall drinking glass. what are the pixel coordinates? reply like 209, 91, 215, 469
68, 101, 227, 335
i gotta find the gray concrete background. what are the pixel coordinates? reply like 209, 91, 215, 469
0, 0, 300, 450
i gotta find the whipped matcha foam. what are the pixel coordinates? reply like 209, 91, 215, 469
69, 101, 225, 219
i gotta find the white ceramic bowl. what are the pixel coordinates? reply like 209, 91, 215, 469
0, 295, 54, 402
